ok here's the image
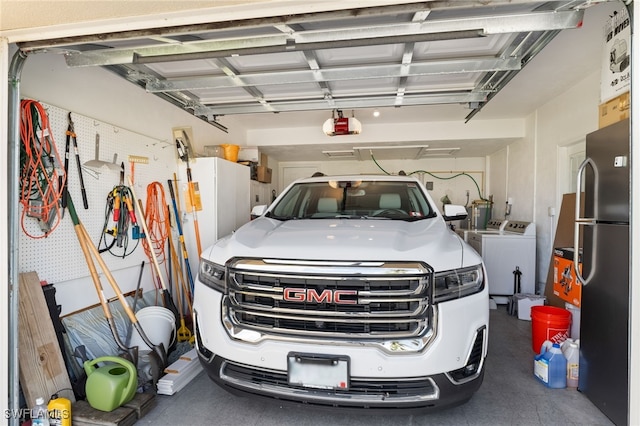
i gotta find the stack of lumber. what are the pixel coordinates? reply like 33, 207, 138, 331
156, 348, 202, 395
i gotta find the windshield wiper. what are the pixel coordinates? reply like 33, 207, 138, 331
267, 213, 298, 221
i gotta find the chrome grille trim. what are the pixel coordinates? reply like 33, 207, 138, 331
224, 258, 434, 340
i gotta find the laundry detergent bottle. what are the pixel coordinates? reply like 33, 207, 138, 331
534, 342, 567, 388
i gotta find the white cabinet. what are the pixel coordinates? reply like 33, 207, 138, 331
177, 157, 250, 273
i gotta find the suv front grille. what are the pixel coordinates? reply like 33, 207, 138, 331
225, 259, 433, 339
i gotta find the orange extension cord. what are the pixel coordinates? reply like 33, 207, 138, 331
19, 99, 67, 238
142, 182, 170, 289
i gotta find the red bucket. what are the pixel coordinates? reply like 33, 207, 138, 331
531, 305, 572, 352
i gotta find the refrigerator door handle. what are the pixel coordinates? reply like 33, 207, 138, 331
574, 157, 597, 286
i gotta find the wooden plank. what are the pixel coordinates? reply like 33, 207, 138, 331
157, 366, 202, 395
122, 392, 156, 419
72, 400, 136, 426
179, 348, 198, 361
18, 271, 75, 407
157, 348, 202, 395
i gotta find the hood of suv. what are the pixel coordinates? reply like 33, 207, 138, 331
204, 217, 480, 271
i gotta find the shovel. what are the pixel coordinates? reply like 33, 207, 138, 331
67, 194, 167, 369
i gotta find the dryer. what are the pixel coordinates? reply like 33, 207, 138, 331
467, 220, 536, 298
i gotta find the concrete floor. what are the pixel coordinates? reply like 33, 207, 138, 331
139, 307, 614, 425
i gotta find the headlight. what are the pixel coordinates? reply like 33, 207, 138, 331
433, 265, 484, 303
199, 259, 226, 293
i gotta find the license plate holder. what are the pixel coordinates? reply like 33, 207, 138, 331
287, 352, 350, 390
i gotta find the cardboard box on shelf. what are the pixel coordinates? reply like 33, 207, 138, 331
599, 91, 629, 129
260, 153, 268, 167
553, 247, 583, 307
238, 161, 258, 181
257, 166, 272, 183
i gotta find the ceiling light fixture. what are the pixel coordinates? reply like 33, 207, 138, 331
323, 109, 362, 136
373, 109, 380, 117
322, 150, 356, 158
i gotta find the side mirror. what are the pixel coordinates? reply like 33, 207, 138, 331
250, 205, 268, 220
442, 204, 468, 221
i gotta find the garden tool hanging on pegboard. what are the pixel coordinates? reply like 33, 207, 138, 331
97, 162, 142, 258
62, 112, 89, 210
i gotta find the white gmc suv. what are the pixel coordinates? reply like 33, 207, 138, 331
193, 174, 489, 411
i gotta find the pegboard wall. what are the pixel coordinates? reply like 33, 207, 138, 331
19, 101, 178, 284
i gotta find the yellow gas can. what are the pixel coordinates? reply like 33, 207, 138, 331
47, 396, 71, 426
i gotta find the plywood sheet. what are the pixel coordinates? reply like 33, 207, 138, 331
18, 271, 75, 406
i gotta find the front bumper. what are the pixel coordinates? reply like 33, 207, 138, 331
194, 307, 487, 411
197, 349, 484, 412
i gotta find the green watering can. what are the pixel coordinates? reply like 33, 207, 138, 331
84, 356, 137, 412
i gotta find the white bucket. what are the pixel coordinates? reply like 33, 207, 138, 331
565, 302, 581, 340
129, 306, 176, 352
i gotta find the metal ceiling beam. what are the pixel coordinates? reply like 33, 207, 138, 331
303, 50, 336, 108
194, 91, 488, 115
66, 30, 482, 67
64, 9, 583, 67
145, 57, 521, 92
211, 57, 276, 112
18, 2, 461, 50
394, 9, 428, 107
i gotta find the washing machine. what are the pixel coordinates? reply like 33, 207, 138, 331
455, 219, 509, 242
467, 220, 536, 299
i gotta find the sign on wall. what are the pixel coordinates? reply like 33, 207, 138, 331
601, 6, 630, 102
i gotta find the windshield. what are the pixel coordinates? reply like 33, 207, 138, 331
268, 180, 437, 221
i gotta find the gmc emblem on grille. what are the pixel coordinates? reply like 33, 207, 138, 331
283, 288, 357, 304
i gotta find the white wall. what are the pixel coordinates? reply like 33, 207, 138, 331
533, 71, 600, 288
487, 147, 508, 220
250, 118, 525, 147
487, 71, 600, 291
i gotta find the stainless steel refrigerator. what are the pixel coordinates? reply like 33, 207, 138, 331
575, 118, 630, 426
